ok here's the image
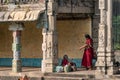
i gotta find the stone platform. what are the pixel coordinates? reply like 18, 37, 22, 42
0, 67, 120, 80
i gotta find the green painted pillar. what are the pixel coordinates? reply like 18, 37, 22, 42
9, 23, 24, 73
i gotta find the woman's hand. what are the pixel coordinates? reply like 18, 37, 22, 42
79, 47, 82, 50
79, 44, 87, 50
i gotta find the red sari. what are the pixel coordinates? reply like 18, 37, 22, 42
81, 38, 93, 68
61, 58, 69, 66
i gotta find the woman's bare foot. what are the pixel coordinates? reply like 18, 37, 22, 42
86, 67, 92, 70
88, 68, 92, 70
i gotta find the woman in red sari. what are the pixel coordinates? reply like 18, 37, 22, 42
79, 34, 94, 70
61, 55, 69, 66
61, 55, 77, 71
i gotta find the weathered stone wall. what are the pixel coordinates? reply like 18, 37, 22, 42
91, 0, 100, 51
0, 23, 12, 57
0, 18, 91, 59
57, 18, 91, 58
57, 0, 100, 52
58, 0, 94, 13
0, 22, 43, 58
92, 15, 99, 52
0, 0, 99, 60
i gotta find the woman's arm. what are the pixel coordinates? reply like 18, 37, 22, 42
79, 44, 87, 50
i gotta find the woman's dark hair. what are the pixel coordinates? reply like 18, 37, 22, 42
85, 34, 91, 39
63, 55, 68, 59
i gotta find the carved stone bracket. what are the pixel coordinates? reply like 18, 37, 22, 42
99, 0, 105, 9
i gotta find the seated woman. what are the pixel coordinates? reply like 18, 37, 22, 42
61, 55, 77, 72
61, 54, 69, 66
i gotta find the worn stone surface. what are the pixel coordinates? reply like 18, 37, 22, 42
0, 67, 120, 80
114, 50, 120, 64
9, 23, 24, 72
95, 0, 117, 76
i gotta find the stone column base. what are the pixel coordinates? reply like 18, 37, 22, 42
12, 60, 22, 72
42, 59, 57, 73
107, 66, 119, 75
95, 69, 106, 79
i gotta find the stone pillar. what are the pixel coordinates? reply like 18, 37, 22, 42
106, 0, 116, 75
95, 0, 107, 78
96, 0, 116, 77
9, 23, 24, 73
47, 0, 57, 31
41, 0, 58, 73
41, 28, 47, 73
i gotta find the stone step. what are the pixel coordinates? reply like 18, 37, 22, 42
1, 74, 120, 80
113, 75, 120, 80
0, 76, 19, 80
0, 76, 42, 80
44, 76, 87, 80
44, 73, 94, 78
0, 76, 89, 80
44, 72, 95, 80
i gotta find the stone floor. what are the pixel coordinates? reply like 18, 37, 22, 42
0, 67, 120, 80
0, 67, 95, 80
0, 67, 95, 76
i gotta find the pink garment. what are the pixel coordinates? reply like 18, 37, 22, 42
81, 38, 93, 68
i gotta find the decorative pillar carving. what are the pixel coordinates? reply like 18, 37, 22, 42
41, 0, 58, 73
41, 28, 47, 73
41, 28, 58, 73
9, 23, 24, 73
47, 0, 57, 31
106, 0, 116, 75
95, 0, 107, 78
96, 0, 116, 77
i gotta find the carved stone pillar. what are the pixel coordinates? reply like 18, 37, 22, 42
47, 0, 57, 31
42, 29, 58, 73
106, 0, 116, 75
95, 0, 107, 78
9, 23, 24, 73
96, 0, 116, 77
41, 0, 58, 73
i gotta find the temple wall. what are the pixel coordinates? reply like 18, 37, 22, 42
0, 18, 91, 59
0, 0, 98, 67
0, 23, 12, 58
57, 18, 91, 58
0, 22, 43, 58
